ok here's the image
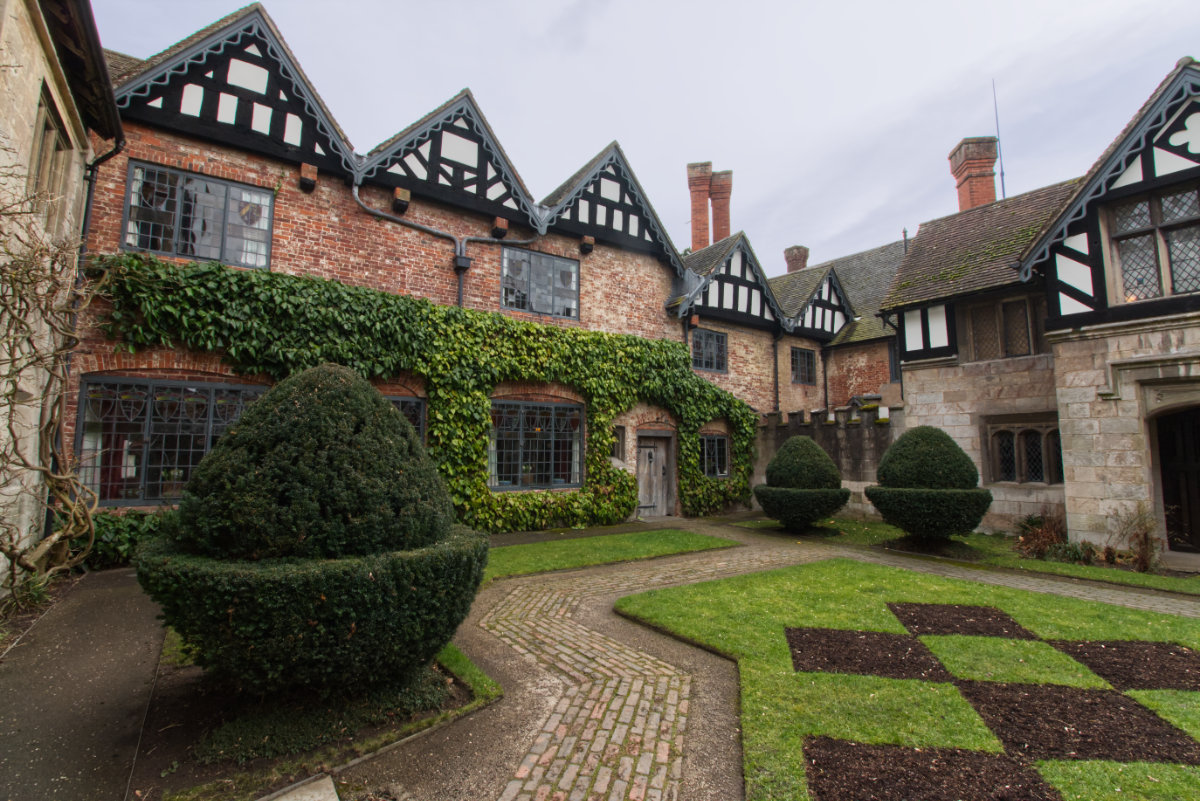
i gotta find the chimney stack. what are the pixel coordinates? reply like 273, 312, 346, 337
687, 162, 712, 252
949, 136, 998, 211
709, 170, 733, 243
784, 245, 810, 273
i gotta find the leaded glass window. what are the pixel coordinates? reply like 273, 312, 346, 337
692, 329, 727, 372
488, 401, 584, 490
78, 379, 265, 504
791, 347, 816, 385
964, 297, 1044, 362
1110, 184, 1200, 303
987, 421, 1061, 485
500, 248, 579, 318
700, 435, 728, 478
388, 397, 426, 440
123, 162, 273, 269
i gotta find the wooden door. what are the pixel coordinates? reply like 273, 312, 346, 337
1158, 408, 1200, 552
637, 437, 669, 516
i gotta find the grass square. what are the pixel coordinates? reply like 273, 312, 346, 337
1127, 689, 1200, 741
1036, 760, 1200, 800
921, 635, 1111, 688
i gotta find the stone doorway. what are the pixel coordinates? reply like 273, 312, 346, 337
636, 435, 674, 517
1157, 406, 1200, 552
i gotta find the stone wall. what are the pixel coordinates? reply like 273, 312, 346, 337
1050, 311, 1200, 549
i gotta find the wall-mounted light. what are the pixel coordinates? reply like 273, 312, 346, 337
392, 187, 411, 215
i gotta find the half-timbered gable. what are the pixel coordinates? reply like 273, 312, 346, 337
542, 143, 684, 270
677, 234, 788, 332
358, 90, 541, 230
1020, 58, 1200, 328
112, 4, 356, 176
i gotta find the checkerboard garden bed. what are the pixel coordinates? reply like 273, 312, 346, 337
615, 558, 1200, 801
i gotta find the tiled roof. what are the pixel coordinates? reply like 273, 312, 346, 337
682, 234, 740, 277
882, 179, 1080, 311
541, 142, 617, 208
103, 49, 142, 83
767, 265, 828, 318
819, 240, 907, 345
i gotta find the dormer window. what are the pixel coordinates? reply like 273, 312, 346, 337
1108, 184, 1200, 303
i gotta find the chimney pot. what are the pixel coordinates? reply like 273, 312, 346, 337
949, 136, 998, 211
709, 170, 733, 243
784, 245, 810, 273
687, 162, 712, 252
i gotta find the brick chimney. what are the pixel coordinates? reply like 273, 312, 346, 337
784, 245, 810, 273
687, 162, 712, 252
949, 136, 998, 211
709, 170, 733, 243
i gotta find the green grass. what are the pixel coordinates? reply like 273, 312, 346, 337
1036, 760, 1200, 800
484, 529, 737, 581
738, 516, 1200, 596
615, 558, 1200, 801
920, 635, 1110, 688
1128, 690, 1200, 741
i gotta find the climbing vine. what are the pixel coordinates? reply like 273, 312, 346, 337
91, 254, 756, 532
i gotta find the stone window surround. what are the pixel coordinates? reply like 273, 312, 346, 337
983, 417, 1062, 486
959, 294, 1047, 363
1103, 181, 1200, 305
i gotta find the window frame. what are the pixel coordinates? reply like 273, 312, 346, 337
76, 377, 266, 506
387, 396, 426, 441
961, 295, 1046, 362
487, 400, 585, 491
985, 421, 1062, 486
692, 329, 728, 373
1105, 182, 1200, 305
28, 88, 71, 231
120, 160, 274, 270
500, 247, 580, 319
790, 347, 817, 385
700, 434, 729, 478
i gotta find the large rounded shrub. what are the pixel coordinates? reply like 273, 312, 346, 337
865, 425, 991, 540
135, 364, 487, 695
754, 436, 849, 531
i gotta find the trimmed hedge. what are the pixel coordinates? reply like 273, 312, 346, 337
876, 425, 979, 489
755, 486, 850, 531
754, 436, 849, 531
135, 525, 487, 694
863, 487, 993, 540
176, 364, 451, 560
764, 436, 841, 489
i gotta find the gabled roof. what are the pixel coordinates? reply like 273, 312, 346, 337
112, 3, 357, 174
103, 48, 143, 83
772, 240, 906, 345
357, 89, 540, 230
40, 0, 122, 139
540, 142, 685, 273
882, 179, 1080, 311
1021, 57, 1200, 277
675, 232, 792, 328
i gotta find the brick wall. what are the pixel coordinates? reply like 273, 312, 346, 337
825, 340, 901, 407
690, 321, 825, 414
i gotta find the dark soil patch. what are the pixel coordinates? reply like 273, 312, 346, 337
1049, 640, 1200, 691
127, 657, 471, 801
955, 681, 1200, 763
803, 736, 1060, 801
0, 574, 82, 657
785, 627, 951, 681
888, 603, 1036, 639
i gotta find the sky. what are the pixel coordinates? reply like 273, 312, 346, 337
91, 0, 1197, 276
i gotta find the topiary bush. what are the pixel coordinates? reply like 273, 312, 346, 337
135, 363, 487, 695
754, 436, 849, 531
865, 425, 991, 540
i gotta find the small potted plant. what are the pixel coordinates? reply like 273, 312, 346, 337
521, 464, 535, 486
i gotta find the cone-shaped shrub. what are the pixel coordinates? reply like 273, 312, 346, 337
866, 425, 991, 540
754, 436, 849, 531
136, 364, 487, 695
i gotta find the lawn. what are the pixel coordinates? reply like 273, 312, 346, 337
738, 517, 1200, 596
484, 528, 737, 582
615, 558, 1200, 801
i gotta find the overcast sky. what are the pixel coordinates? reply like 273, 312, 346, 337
92, 0, 1196, 276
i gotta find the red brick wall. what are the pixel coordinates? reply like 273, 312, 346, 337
778, 333, 827, 414
825, 340, 900, 407
86, 123, 683, 343
690, 322, 825, 414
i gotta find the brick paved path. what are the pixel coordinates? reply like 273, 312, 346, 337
342, 521, 1200, 801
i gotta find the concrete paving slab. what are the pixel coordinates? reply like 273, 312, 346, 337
0, 568, 164, 801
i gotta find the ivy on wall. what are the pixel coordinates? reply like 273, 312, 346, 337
93, 254, 757, 532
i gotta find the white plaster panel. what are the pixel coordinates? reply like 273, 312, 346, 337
1059, 293, 1092, 316
251, 103, 272, 134
1063, 233, 1089, 255
403, 152, 426, 180
1154, 146, 1198, 177
440, 132, 478, 167
927, 305, 949, 348
227, 59, 268, 94
147, 97, 163, 109
904, 310, 924, 351
216, 92, 238, 124
1111, 159, 1143, 189
180, 84, 203, 117
599, 178, 620, 201
1055, 253, 1093, 296
283, 112, 302, 145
